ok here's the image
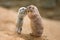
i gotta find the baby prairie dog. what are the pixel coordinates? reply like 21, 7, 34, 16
16, 7, 27, 34
27, 5, 43, 37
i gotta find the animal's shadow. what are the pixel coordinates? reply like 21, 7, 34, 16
17, 33, 48, 40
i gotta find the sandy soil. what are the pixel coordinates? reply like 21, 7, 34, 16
0, 7, 60, 40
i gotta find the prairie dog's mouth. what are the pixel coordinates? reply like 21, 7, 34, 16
26, 10, 32, 14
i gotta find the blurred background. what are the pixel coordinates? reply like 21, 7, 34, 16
0, 0, 60, 40
0, 0, 60, 20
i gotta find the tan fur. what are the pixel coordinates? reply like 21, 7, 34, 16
27, 5, 43, 37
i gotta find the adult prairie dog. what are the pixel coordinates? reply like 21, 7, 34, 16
27, 5, 43, 37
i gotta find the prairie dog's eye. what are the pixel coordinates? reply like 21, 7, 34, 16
29, 6, 31, 9
28, 6, 34, 10
32, 7, 34, 9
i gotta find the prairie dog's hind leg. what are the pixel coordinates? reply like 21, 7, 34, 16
16, 7, 27, 34
16, 26, 22, 34
16, 18, 23, 34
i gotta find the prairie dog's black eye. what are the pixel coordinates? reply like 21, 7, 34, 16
29, 6, 31, 9
28, 6, 34, 10
32, 7, 34, 9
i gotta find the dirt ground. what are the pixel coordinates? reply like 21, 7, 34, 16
0, 7, 60, 40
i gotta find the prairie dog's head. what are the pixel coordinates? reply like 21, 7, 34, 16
18, 7, 27, 18
27, 5, 40, 18
18, 7, 27, 14
27, 5, 39, 13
